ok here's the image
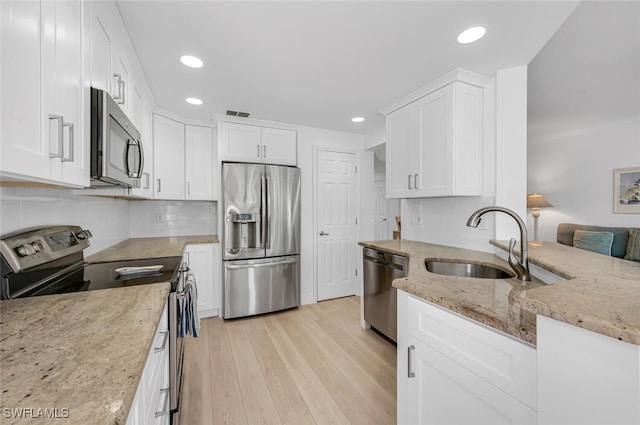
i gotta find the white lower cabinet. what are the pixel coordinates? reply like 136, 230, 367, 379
398, 290, 537, 425
127, 301, 170, 425
183, 243, 221, 318
537, 315, 640, 425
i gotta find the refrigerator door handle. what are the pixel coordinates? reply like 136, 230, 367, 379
260, 174, 268, 249
265, 175, 270, 249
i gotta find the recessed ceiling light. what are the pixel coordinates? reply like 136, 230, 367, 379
186, 97, 203, 105
180, 55, 203, 68
457, 26, 486, 44
352, 116, 365, 123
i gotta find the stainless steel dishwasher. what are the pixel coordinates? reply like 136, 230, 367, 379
363, 247, 408, 342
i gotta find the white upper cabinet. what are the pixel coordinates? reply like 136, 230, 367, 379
153, 114, 185, 200
219, 121, 297, 166
129, 105, 154, 198
89, 13, 111, 93
1, 0, 88, 187
185, 125, 214, 201
386, 106, 419, 198
261, 127, 297, 166
219, 122, 261, 162
153, 116, 218, 202
89, 2, 131, 116
382, 69, 486, 199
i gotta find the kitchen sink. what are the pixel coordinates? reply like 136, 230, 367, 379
425, 260, 515, 279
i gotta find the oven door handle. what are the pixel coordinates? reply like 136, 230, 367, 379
176, 282, 193, 300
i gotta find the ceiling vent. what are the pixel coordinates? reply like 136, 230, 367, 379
226, 110, 250, 118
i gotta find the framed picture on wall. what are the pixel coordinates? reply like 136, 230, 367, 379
613, 166, 640, 213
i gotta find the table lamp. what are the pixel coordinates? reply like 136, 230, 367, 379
527, 193, 553, 241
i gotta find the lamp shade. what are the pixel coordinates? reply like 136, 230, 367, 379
527, 193, 553, 208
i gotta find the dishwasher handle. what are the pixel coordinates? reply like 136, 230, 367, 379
363, 256, 406, 271
363, 248, 408, 271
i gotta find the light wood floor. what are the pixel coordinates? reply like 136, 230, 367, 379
180, 296, 397, 425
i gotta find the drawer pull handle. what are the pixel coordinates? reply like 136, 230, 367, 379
408, 345, 415, 378
154, 331, 169, 352
155, 388, 170, 417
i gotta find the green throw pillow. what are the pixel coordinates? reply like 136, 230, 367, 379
573, 230, 614, 256
624, 229, 640, 262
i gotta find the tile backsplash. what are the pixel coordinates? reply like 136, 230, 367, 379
129, 200, 216, 237
0, 187, 217, 255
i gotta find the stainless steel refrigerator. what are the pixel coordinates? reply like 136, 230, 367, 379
222, 162, 301, 319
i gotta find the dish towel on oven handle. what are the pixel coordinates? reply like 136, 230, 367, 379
179, 272, 200, 338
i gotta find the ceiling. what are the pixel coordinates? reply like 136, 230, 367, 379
528, 1, 640, 142
116, 1, 578, 135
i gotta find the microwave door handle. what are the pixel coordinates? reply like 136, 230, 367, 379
124, 139, 132, 177
136, 139, 144, 178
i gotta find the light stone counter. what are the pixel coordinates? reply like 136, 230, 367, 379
0, 283, 170, 424
360, 239, 640, 345
86, 235, 218, 263
492, 240, 640, 345
360, 239, 544, 344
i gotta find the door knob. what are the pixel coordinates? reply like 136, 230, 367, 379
319, 231, 330, 236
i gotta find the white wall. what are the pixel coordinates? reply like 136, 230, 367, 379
494, 66, 529, 240
297, 125, 364, 305
0, 187, 131, 255
528, 117, 640, 241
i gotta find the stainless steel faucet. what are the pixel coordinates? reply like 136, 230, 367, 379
466, 206, 531, 281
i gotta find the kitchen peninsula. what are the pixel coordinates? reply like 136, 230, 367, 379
360, 238, 640, 425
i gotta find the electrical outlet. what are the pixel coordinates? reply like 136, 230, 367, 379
155, 214, 164, 223
416, 215, 422, 225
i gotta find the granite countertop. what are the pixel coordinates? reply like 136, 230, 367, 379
0, 283, 171, 424
360, 240, 544, 344
86, 235, 218, 263
491, 240, 640, 345
360, 239, 640, 346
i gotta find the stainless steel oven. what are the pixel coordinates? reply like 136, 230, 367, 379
169, 263, 193, 425
0, 226, 188, 424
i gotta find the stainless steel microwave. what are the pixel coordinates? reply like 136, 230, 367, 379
90, 87, 143, 188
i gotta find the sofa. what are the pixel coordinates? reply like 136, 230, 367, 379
557, 223, 640, 259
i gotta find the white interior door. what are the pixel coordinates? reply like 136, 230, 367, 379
316, 150, 357, 301
373, 181, 388, 240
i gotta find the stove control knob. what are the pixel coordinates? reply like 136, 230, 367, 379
31, 241, 45, 252
76, 229, 92, 240
17, 243, 36, 257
